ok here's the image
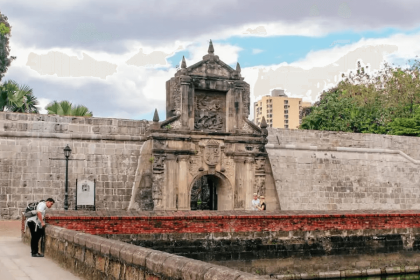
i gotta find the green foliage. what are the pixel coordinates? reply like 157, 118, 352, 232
301, 59, 420, 136
45, 100, 93, 117
0, 12, 15, 81
388, 106, 420, 136
0, 23, 9, 35
0, 80, 39, 113
164, 124, 172, 130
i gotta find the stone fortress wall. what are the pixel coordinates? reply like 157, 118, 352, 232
0, 112, 149, 219
267, 128, 420, 211
2, 111, 420, 219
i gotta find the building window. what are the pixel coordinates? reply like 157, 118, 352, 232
284, 120, 289, 124
284, 100, 288, 104
284, 110, 288, 114
285, 125, 289, 129
284, 115, 288, 119
284, 105, 288, 109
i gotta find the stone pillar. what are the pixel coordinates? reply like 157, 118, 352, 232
180, 75, 191, 128
244, 157, 255, 210
233, 156, 246, 209
164, 154, 178, 210
177, 155, 190, 210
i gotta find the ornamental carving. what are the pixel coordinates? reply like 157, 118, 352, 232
204, 140, 220, 166
152, 155, 165, 173
194, 91, 225, 131
255, 158, 266, 172
255, 176, 266, 196
223, 157, 234, 179
152, 173, 164, 208
242, 121, 255, 134
189, 156, 201, 176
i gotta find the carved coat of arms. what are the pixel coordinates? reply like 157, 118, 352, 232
204, 140, 220, 166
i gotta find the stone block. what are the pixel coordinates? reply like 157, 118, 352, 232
161, 256, 191, 279
180, 260, 215, 280
385, 267, 401, 274
100, 239, 115, 256
145, 251, 173, 276
109, 241, 127, 259
203, 266, 243, 280
319, 271, 340, 279
132, 247, 154, 268
108, 259, 122, 280
95, 255, 107, 272
125, 265, 141, 280
120, 244, 137, 264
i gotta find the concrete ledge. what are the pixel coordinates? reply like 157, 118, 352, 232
27, 225, 261, 280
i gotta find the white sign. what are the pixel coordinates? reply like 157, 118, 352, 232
77, 179, 95, 206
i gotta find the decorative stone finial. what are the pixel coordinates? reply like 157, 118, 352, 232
181, 56, 187, 69
236, 62, 241, 73
208, 40, 214, 54
153, 108, 160, 122
260, 116, 267, 129
260, 116, 268, 137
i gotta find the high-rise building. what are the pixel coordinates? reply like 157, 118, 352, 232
253, 90, 311, 129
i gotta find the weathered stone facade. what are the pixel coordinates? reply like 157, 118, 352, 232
0, 112, 149, 219
267, 128, 420, 210
129, 41, 277, 211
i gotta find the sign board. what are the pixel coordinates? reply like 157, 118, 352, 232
76, 179, 95, 206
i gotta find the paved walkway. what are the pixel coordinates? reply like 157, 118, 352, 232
0, 220, 81, 280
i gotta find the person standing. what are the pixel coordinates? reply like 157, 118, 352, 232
258, 196, 266, 211
25, 198, 55, 257
251, 193, 260, 211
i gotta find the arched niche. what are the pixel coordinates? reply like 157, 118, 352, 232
189, 171, 233, 211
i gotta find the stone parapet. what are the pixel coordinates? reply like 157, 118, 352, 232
22, 224, 261, 280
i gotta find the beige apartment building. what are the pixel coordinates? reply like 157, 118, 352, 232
254, 89, 311, 129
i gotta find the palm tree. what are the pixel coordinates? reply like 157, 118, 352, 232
45, 100, 93, 117
0, 80, 39, 113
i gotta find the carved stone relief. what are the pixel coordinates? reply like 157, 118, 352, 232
223, 156, 234, 179
152, 173, 164, 208
152, 155, 165, 173
194, 91, 225, 131
255, 176, 266, 196
255, 157, 266, 173
204, 140, 220, 167
242, 121, 255, 134
190, 61, 231, 77
189, 156, 201, 177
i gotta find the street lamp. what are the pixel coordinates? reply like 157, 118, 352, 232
64, 144, 72, 210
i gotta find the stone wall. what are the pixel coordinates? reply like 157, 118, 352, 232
267, 128, 420, 211
0, 112, 149, 219
35, 210, 420, 277
22, 224, 259, 280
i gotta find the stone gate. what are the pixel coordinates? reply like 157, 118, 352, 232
128, 41, 279, 211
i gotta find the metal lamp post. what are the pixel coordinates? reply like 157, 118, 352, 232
64, 145, 72, 210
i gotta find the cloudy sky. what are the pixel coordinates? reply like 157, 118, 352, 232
2, 0, 420, 120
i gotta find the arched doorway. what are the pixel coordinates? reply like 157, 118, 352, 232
190, 172, 232, 210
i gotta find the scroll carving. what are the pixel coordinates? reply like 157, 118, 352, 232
189, 156, 201, 176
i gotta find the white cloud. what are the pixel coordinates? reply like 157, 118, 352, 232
252, 49, 264, 54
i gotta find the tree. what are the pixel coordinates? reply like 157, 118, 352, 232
0, 80, 39, 113
300, 58, 420, 136
0, 11, 16, 81
45, 100, 93, 117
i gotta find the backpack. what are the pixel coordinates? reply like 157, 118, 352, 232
24, 200, 45, 218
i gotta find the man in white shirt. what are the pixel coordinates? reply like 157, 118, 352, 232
251, 193, 260, 211
26, 198, 55, 257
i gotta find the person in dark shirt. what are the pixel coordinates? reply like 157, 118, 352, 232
258, 196, 266, 211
